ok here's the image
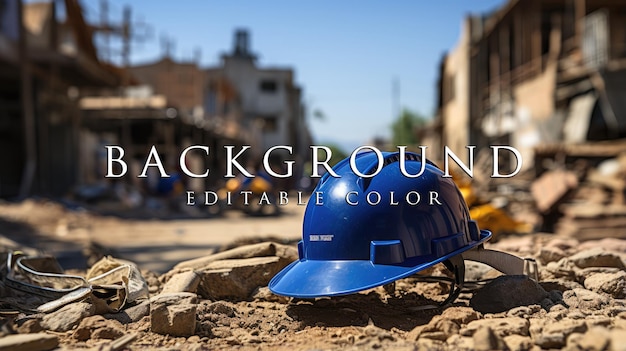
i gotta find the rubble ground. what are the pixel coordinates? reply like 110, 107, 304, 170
1, 200, 626, 350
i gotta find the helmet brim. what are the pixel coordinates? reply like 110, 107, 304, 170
269, 229, 491, 298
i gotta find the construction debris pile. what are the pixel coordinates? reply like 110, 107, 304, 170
532, 140, 626, 239
0, 235, 625, 351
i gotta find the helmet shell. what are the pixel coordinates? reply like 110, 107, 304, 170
269, 151, 491, 297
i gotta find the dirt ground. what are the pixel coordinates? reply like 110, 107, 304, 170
1, 199, 626, 351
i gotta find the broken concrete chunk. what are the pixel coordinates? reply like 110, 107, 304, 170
470, 275, 548, 314
161, 270, 201, 294
569, 248, 626, 269
584, 271, 626, 299
197, 256, 285, 300
150, 292, 197, 337
0, 333, 58, 351
41, 301, 96, 332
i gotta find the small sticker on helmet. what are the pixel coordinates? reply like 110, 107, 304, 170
310, 234, 334, 242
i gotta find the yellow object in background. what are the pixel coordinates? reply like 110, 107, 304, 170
469, 203, 532, 237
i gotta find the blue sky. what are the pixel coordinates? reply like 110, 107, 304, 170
90, 1, 505, 152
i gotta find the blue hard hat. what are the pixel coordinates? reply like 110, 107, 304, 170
269, 151, 492, 298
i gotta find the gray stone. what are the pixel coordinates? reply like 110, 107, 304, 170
150, 292, 197, 336
197, 256, 286, 300
0, 333, 58, 351
584, 271, 626, 298
41, 301, 95, 332
569, 248, 625, 269
470, 275, 548, 313
534, 319, 587, 349
161, 270, 201, 294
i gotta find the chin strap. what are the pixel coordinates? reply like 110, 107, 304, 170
435, 245, 538, 307
461, 244, 539, 282
440, 254, 465, 306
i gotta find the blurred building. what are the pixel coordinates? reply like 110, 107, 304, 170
429, 0, 626, 170
0, 0, 122, 198
204, 29, 312, 184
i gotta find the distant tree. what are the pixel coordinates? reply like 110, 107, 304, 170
391, 108, 427, 147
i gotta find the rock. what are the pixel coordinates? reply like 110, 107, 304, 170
0, 333, 58, 351
534, 319, 587, 348
569, 248, 625, 269
73, 316, 125, 341
584, 271, 626, 298
462, 317, 530, 338
16, 319, 43, 334
538, 246, 567, 264
473, 326, 504, 351
563, 288, 610, 311
173, 242, 298, 271
610, 328, 626, 351
543, 258, 577, 281
470, 275, 548, 313
503, 334, 533, 351
197, 256, 286, 300
41, 301, 95, 332
446, 334, 474, 350
506, 306, 532, 318
574, 327, 610, 351
416, 318, 460, 341
161, 270, 201, 294
440, 307, 481, 325
150, 293, 197, 337
104, 299, 150, 323
578, 238, 626, 254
